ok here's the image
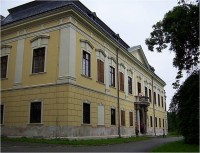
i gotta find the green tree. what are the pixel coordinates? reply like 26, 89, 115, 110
145, 2, 199, 88
169, 70, 199, 144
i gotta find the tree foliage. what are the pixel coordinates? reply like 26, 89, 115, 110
145, 2, 199, 88
169, 70, 199, 144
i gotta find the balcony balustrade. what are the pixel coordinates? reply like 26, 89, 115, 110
135, 95, 150, 106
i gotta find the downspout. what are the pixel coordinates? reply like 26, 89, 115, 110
116, 47, 121, 138
152, 76, 156, 136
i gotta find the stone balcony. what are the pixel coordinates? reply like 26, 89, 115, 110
134, 95, 150, 106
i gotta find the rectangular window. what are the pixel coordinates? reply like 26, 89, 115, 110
121, 110, 125, 126
30, 102, 42, 123
82, 51, 91, 77
129, 112, 133, 126
119, 72, 124, 91
155, 117, 157, 127
109, 66, 115, 87
159, 118, 161, 127
1, 56, 8, 78
161, 96, 164, 107
158, 94, 160, 106
165, 102, 166, 111
137, 82, 141, 94
149, 89, 152, 102
128, 77, 132, 94
98, 105, 104, 125
1, 105, 4, 124
150, 116, 153, 127
145, 87, 148, 97
111, 108, 116, 125
154, 92, 156, 105
83, 103, 90, 124
32, 47, 45, 73
97, 59, 104, 83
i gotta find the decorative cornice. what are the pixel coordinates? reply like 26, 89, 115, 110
95, 49, 106, 57
119, 63, 126, 69
30, 34, 50, 43
108, 56, 116, 64
80, 39, 94, 49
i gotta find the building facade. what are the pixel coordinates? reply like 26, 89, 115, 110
1, 0, 167, 139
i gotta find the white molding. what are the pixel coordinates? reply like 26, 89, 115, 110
13, 39, 25, 88
57, 26, 77, 84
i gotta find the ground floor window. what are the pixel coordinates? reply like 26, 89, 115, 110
150, 116, 153, 127
83, 103, 90, 124
111, 108, 116, 125
1, 105, 4, 124
121, 110, 125, 126
129, 112, 133, 126
30, 102, 42, 123
98, 105, 104, 125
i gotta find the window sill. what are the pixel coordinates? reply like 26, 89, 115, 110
30, 72, 46, 76
120, 90, 125, 93
81, 123, 91, 126
96, 81, 105, 85
81, 74, 92, 80
97, 125, 105, 127
27, 123, 43, 126
128, 93, 133, 96
1, 78, 8, 80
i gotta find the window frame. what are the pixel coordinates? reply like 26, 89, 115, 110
137, 82, 141, 95
31, 47, 46, 74
150, 116, 153, 127
82, 50, 91, 77
109, 66, 115, 87
29, 101, 43, 124
158, 94, 160, 107
82, 102, 91, 124
1, 45, 11, 79
154, 92, 157, 105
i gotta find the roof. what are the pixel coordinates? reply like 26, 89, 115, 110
1, 0, 129, 49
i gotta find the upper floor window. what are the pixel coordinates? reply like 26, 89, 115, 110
137, 82, 141, 94
97, 59, 104, 83
145, 87, 148, 97
109, 66, 115, 87
128, 76, 132, 94
161, 96, 164, 107
149, 89, 152, 102
154, 92, 157, 105
119, 72, 124, 91
32, 47, 45, 73
82, 51, 91, 77
1, 56, 8, 79
30, 101, 42, 123
158, 94, 160, 106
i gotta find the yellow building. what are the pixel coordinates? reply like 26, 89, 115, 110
1, 0, 167, 139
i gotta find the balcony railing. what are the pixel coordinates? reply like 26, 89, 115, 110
135, 95, 150, 106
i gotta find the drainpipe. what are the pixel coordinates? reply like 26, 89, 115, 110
116, 47, 121, 138
152, 76, 156, 136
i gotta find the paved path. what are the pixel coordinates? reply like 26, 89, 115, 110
2, 136, 183, 152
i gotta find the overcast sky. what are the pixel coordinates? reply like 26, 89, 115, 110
1, 0, 186, 110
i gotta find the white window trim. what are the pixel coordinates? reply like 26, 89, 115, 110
96, 49, 106, 83
97, 104, 105, 126
28, 100, 43, 124
108, 57, 116, 87
82, 100, 91, 125
1, 45, 12, 79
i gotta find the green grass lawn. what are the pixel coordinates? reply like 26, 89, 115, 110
152, 140, 199, 152
1, 136, 151, 146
